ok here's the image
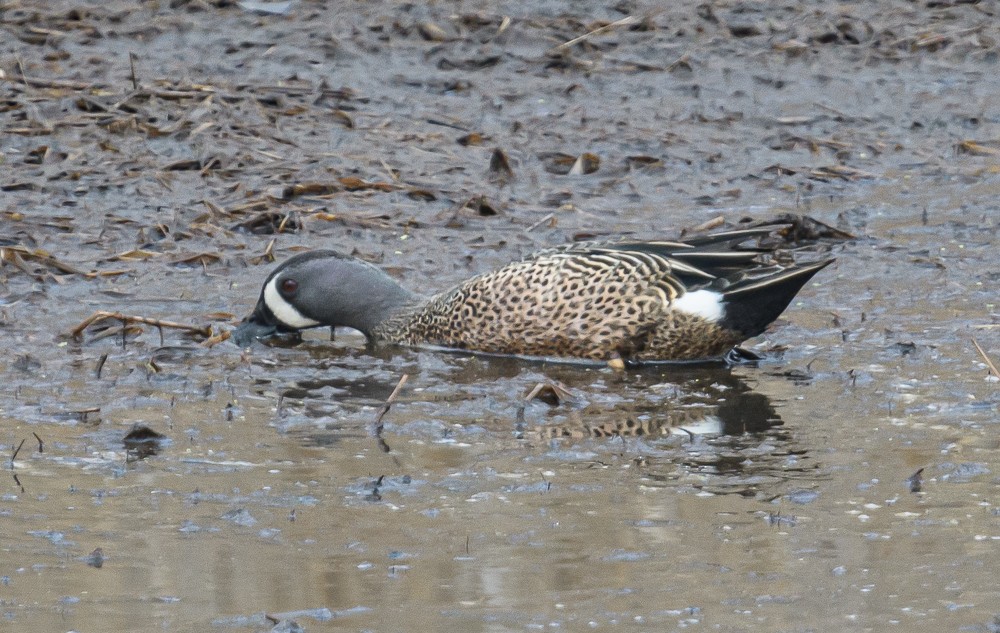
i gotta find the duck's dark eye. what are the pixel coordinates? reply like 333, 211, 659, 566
279, 278, 299, 296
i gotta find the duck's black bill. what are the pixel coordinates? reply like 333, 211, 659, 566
231, 300, 280, 347
231, 300, 308, 347
231, 318, 278, 347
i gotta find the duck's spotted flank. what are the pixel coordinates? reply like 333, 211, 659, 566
233, 226, 833, 362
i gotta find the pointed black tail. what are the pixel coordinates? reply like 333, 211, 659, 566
718, 260, 834, 337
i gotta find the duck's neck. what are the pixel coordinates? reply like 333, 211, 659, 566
342, 267, 421, 339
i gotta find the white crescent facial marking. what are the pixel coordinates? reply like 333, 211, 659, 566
672, 289, 724, 322
264, 277, 320, 329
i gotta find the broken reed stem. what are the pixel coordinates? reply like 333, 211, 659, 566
14, 57, 98, 91
972, 338, 999, 377
523, 383, 545, 402
525, 213, 554, 233
551, 15, 642, 53
68, 311, 213, 339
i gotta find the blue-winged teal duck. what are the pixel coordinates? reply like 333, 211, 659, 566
232, 227, 833, 361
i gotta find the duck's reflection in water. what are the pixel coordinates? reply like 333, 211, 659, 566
521, 365, 783, 440
509, 364, 820, 494
261, 347, 788, 446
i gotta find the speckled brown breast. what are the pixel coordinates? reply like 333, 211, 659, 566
369, 248, 741, 361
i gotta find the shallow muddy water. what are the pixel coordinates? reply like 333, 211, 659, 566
2, 1, 1000, 631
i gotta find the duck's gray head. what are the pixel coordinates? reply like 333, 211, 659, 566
232, 250, 416, 347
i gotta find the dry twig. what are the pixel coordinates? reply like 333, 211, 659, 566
69, 311, 213, 340
202, 330, 232, 348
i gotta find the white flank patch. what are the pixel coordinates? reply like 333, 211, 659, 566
672, 289, 724, 322
264, 277, 320, 328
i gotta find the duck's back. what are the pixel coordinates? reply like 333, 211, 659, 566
372, 244, 746, 361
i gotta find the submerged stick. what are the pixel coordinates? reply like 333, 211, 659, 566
95, 353, 108, 379
129, 51, 139, 90
10, 438, 26, 467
